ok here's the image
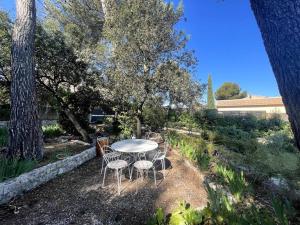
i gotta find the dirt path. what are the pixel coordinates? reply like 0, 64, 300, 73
1, 149, 207, 225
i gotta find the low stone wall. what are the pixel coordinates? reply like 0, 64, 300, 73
0, 147, 96, 205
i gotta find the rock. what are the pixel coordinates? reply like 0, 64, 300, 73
263, 177, 290, 193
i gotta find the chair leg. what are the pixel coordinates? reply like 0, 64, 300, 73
153, 167, 156, 186
102, 166, 108, 188
116, 169, 120, 195
100, 158, 104, 174
161, 159, 165, 179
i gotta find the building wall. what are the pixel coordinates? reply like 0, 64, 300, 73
217, 106, 286, 114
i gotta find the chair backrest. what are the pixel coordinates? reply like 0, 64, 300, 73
146, 132, 163, 143
152, 141, 169, 162
96, 137, 109, 157
102, 145, 120, 163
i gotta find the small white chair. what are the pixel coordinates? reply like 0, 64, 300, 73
130, 159, 157, 187
100, 145, 122, 174
153, 141, 169, 179
101, 147, 129, 195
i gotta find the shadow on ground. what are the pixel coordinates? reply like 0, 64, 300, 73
0, 149, 207, 225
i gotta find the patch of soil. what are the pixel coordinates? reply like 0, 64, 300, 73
0, 149, 207, 225
39, 142, 91, 167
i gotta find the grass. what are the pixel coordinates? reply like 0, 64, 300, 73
0, 157, 37, 182
42, 124, 64, 139
215, 164, 248, 202
166, 131, 211, 170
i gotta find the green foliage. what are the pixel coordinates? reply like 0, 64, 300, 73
147, 208, 166, 225
178, 113, 198, 131
143, 104, 167, 131
45, 0, 104, 62
0, 158, 37, 182
166, 131, 210, 170
215, 165, 248, 202
147, 202, 203, 225
103, 0, 202, 128
214, 126, 257, 153
215, 82, 247, 100
0, 11, 12, 105
0, 127, 8, 147
149, 193, 292, 225
118, 112, 136, 139
42, 124, 64, 139
207, 74, 216, 109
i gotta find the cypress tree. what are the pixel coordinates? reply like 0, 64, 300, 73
207, 74, 216, 109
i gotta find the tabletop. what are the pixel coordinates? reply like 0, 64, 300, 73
111, 139, 158, 153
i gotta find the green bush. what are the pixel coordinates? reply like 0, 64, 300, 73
0, 127, 8, 147
42, 124, 64, 139
148, 190, 293, 225
214, 126, 257, 153
215, 165, 248, 202
178, 112, 198, 131
117, 112, 136, 139
143, 105, 167, 131
0, 158, 37, 182
166, 131, 210, 170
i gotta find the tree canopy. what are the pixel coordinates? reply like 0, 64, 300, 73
102, 0, 203, 137
215, 82, 247, 100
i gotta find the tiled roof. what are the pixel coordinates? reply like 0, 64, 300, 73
216, 97, 284, 108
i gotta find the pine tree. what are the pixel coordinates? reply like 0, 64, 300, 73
207, 74, 215, 109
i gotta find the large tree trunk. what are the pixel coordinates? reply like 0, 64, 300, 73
250, 0, 300, 150
63, 108, 91, 143
8, 0, 43, 160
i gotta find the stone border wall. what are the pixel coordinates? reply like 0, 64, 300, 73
0, 147, 96, 205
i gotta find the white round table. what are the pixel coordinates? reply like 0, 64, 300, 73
111, 139, 158, 153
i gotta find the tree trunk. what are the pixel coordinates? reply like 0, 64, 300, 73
8, 0, 43, 160
135, 115, 142, 139
250, 0, 300, 150
63, 108, 91, 143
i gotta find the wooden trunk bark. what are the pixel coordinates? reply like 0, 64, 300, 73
250, 0, 300, 150
63, 108, 91, 143
8, 0, 43, 159
135, 115, 142, 139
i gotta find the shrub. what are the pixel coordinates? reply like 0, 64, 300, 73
178, 112, 198, 131
0, 127, 8, 147
0, 158, 37, 182
148, 190, 293, 225
117, 112, 136, 139
214, 126, 257, 153
215, 165, 248, 202
42, 124, 64, 139
166, 131, 210, 170
143, 105, 167, 131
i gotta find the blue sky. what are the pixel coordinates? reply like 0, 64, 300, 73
0, 0, 279, 96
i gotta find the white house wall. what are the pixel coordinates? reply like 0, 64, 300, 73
217, 106, 286, 114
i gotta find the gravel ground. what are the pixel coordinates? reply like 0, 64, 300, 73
0, 148, 207, 225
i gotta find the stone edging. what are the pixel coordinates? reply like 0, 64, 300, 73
0, 147, 96, 205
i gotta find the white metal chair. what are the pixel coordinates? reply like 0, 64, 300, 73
130, 158, 157, 187
152, 141, 169, 179
101, 146, 129, 195
146, 132, 163, 143
100, 145, 122, 174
